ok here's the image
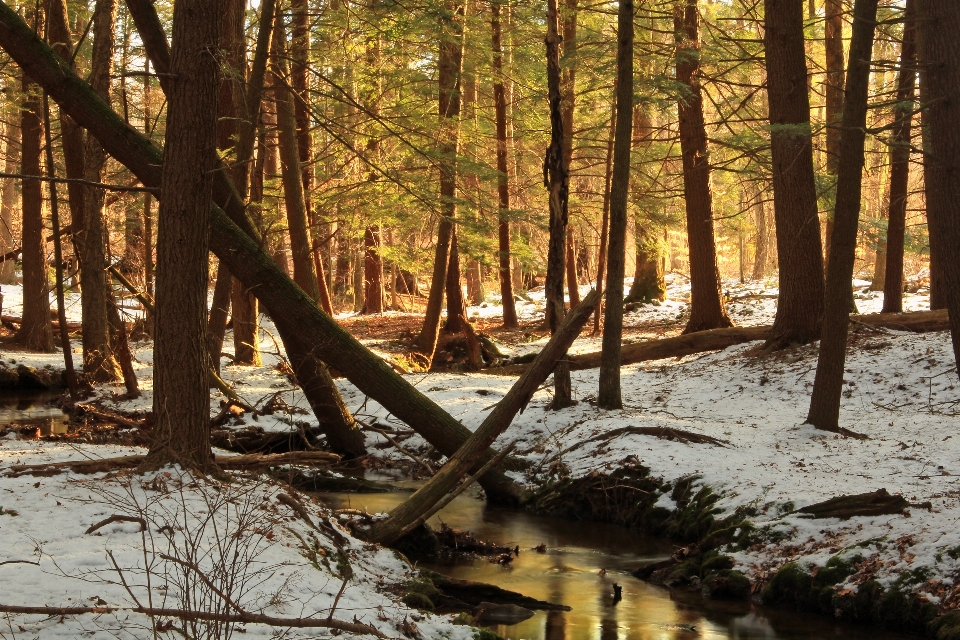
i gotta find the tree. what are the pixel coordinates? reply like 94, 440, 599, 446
806, 0, 879, 433
0, 89, 17, 285
762, 0, 824, 349
15, 3, 52, 352
823, 0, 843, 264
627, 104, 665, 303
144, 0, 221, 470
881, 0, 916, 314
561, 0, 580, 310
916, 0, 960, 382
674, 0, 732, 333
78, 0, 122, 381
544, 0, 574, 408
491, 0, 518, 328
415, 0, 463, 361
596, 0, 633, 410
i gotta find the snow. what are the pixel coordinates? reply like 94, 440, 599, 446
1, 272, 958, 624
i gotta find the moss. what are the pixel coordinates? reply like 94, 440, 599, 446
761, 562, 816, 610
947, 545, 960, 561
667, 560, 700, 585
403, 576, 440, 601
701, 569, 751, 600
817, 554, 859, 586
931, 611, 960, 640
700, 554, 734, 576
401, 591, 435, 610
472, 630, 505, 640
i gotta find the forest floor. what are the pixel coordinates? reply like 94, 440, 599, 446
1, 270, 958, 636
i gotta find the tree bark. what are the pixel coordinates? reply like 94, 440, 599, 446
881, 0, 916, 314
823, 0, 844, 264
416, 0, 463, 361
361, 13, 384, 316
916, 0, 960, 383
561, 0, 580, 310
78, 0, 121, 381
144, 0, 221, 470
544, 0, 573, 408
763, 0, 825, 348
0, 2, 522, 501
15, 3, 52, 352
751, 181, 767, 280
491, 0, 517, 328
597, 0, 633, 410
0, 94, 18, 285
674, 0, 732, 333
627, 105, 665, 303
206, 264, 232, 374
806, 0, 879, 432
593, 99, 616, 333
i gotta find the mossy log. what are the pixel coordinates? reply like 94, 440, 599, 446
797, 488, 909, 519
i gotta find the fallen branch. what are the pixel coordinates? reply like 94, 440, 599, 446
5, 451, 340, 476
0, 603, 392, 637
491, 309, 951, 376
548, 426, 729, 463
85, 514, 146, 535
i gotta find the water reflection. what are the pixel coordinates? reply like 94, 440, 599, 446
318, 486, 920, 640
0, 392, 68, 437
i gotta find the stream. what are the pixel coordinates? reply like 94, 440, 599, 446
0, 391, 67, 437
319, 483, 920, 640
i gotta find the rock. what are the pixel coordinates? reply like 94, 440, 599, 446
701, 569, 751, 600
475, 602, 535, 625
0, 364, 18, 389
15, 365, 60, 390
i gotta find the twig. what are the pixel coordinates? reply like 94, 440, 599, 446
106, 550, 144, 609
359, 421, 434, 474
0, 171, 158, 193
158, 553, 244, 615
85, 514, 147, 535
0, 560, 39, 568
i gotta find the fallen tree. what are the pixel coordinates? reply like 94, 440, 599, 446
490, 308, 950, 376
0, 4, 524, 503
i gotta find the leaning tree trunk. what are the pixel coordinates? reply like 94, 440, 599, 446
823, 0, 844, 265
491, 0, 518, 328
881, 0, 916, 314
763, 0, 825, 348
416, 0, 463, 361
675, 0, 731, 333
806, 0, 879, 433
144, 0, 221, 470
544, 0, 573, 408
596, 0, 633, 410
79, 0, 121, 382
916, 0, 960, 384
15, 4, 52, 352
561, 0, 580, 310
0, 2, 520, 501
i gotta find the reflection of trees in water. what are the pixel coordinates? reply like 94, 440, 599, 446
546, 551, 567, 640
545, 609, 566, 640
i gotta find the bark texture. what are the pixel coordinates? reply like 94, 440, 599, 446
823, 0, 844, 263
763, 0, 825, 348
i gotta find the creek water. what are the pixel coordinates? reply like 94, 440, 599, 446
0, 391, 68, 437
319, 484, 919, 640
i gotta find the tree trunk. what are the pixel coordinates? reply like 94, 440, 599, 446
627, 104, 665, 303
763, 0, 825, 348
363, 225, 384, 314
593, 99, 616, 333
561, 0, 580, 310
491, 0, 518, 328
0, 100, 17, 285
751, 181, 767, 280
205, 264, 232, 375
806, 0, 879, 432
0, 2, 522, 501
596, 0, 633, 410
823, 0, 844, 265
79, 0, 121, 382
271, 18, 322, 306
15, 4, 52, 352
361, 10, 384, 316
544, 0, 573, 409
416, 0, 463, 360
145, 0, 221, 470
881, 0, 916, 314
916, 0, 960, 383
675, 0, 732, 333
444, 228, 465, 334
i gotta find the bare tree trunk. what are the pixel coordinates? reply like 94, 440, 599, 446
763, 0, 825, 348
544, 0, 573, 408
491, 0, 517, 328
881, 0, 916, 313
675, 0, 732, 333
16, 4, 52, 352
79, 0, 122, 381
361, 9, 384, 316
751, 181, 767, 280
0, 101, 17, 285
363, 225, 384, 313
206, 265, 231, 375
145, 0, 221, 470
560, 0, 580, 309
823, 0, 844, 265
271, 17, 323, 307
445, 228, 465, 334
597, 0, 633, 410
917, 0, 960, 383
627, 104, 665, 303
806, 0, 879, 432
415, 0, 463, 361
593, 99, 616, 333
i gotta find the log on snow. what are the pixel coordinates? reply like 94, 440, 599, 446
490, 309, 951, 376
0, 4, 524, 503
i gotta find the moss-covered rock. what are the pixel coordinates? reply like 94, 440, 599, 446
472, 630, 505, 640
931, 611, 960, 640
401, 591, 435, 610
666, 560, 700, 586
761, 562, 816, 609
700, 553, 735, 576
701, 569, 751, 600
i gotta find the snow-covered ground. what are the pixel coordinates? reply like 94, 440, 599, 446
1, 273, 958, 627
